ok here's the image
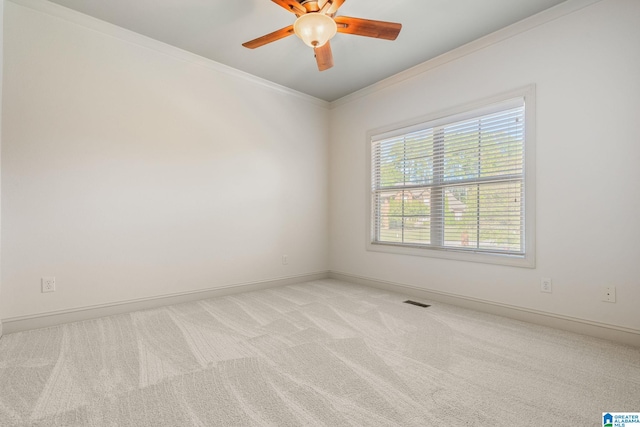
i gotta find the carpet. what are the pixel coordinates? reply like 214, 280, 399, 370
0, 279, 638, 426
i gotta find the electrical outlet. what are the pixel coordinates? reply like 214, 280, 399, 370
282, 255, 288, 265
602, 286, 616, 303
541, 277, 552, 293
41, 277, 56, 293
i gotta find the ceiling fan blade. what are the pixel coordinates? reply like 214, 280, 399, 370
271, 0, 307, 15
242, 25, 295, 49
325, 0, 345, 15
334, 16, 402, 40
314, 41, 334, 71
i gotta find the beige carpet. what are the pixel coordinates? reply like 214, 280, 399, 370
0, 279, 638, 426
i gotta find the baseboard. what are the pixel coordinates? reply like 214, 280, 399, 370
329, 271, 640, 348
1, 271, 330, 334
5, 270, 638, 347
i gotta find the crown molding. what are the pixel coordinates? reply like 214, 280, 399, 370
7, 0, 603, 111
7, 0, 330, 109
329, 0, 603, 109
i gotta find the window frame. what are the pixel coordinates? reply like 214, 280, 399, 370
365, 86, 536, 268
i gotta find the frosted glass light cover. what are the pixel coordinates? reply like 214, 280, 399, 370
294, 13, 337, 48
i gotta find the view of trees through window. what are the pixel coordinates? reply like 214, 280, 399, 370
372, 103, 525, 255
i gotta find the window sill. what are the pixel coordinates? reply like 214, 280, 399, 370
367, 241, 535, 268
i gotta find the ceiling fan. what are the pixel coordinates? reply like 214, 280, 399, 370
242, 0, 402, 71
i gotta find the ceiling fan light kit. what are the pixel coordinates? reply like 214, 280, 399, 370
243, 0, 402, 71
294, 13, 337, 48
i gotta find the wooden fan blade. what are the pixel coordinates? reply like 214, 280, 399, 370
242, 25, 295, 49
325, 0, 345, 15
271, 0, 307, 15
314, 41, 334, 71
334, 16, 402, 40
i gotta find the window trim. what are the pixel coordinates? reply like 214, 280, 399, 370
365, 85, 536, 268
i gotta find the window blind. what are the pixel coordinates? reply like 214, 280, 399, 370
371, 99, 526, 256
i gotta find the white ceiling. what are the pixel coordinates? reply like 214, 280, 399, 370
47, 0, 567, 102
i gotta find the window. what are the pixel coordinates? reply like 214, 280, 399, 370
368, 88, 535, 267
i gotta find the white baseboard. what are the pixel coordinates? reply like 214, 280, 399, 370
1, 271, 330, 334
4, 270, 638, 348
329, 271, 640, 348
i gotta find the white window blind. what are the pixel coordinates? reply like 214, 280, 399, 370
371, 98, 527, 258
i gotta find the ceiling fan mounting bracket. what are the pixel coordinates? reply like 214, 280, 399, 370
298, 0, 320, 13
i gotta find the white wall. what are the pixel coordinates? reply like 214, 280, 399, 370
329, 0, 640, 331
0, 0, 4, 336
3, 0, 638, 336
1, 1, 329, 319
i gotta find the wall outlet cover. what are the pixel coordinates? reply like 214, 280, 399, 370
42, 277, 56, 293
602, 286, 616, 303
541, 277, 552, 293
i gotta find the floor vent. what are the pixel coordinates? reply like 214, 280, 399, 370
403, 300, 431, 308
